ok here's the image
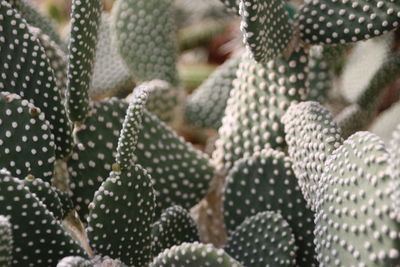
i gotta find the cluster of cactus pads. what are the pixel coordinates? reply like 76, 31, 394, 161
0, 0, 399, 266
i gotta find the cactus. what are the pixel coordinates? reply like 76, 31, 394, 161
223, 149, 317, 266
67, 0, 102, 123
298, 0, 400, 45
0, 215, 12, 266
315, 131, 400, 266
224, 211, 297, 267
283, 101, 343, 210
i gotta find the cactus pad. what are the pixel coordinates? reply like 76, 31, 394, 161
315, 132, 400, 266
0, 215, 12, 267
219, 0, 240, 14
112, 0, 178, 85
0, 1, 73, 158
307, 46, 332, 103
283, 101, 343, 210
239, 0, 292, 63
67, 0, 102, 122
0, 170, 86, 266
151, 205, 199, 257
225, 211, 297, 267
87, 165, 156, 267
90, 14, 134, 99
185, 54, 241, 129
150, 242, 243, 267
223, 149, 317, 266
0, 92, 56, 181
213, 48, 308, 172
22, 176, 64, 220
298, 0, 400, 45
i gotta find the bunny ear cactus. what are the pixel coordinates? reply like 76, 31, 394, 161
239, 0, 293, 63
223, 149, 317, 266
150, 242, 243, 267
315, 132, 400, 266
307, 46, 332, 103
185, 53, 242, 129
224, 211, 297, 267
67, 0, 102, 123
213, 48, 308, 172
0, 92, 56, 180
298, 0, 400, 45
90, 14, 134, 99
0, 215, 12, 266
151, 205, 199, 257
0, 0, 73, 159
282, 101, 343, 210
0, 170, 86, 266
87, 88, 156, 266
112, 0, 179, 85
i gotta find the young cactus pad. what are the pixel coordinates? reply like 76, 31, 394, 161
87, 164, 156, 267
315, 132, 400, 266
0, 170, 86, 266
112, 0, 178, 85
239, 0, 292, 63
151, 205, 199, 257
67, 0, 102, 122
225, 211, 297, 267
298, 0, 400, 45
0, 215, 12, 267
283, 101, 343, 210
223, 149, 317, 266
150, 242, 243, 267
213, 48, 308, 172
0, 92, 56, 181
0, 0, 73, 159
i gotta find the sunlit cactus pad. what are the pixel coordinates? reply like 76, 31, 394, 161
315, 132, 400, 266
298, 0, 400, 44
0, 92, 55, 180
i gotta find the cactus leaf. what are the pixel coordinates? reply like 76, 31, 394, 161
283, 101, 343, 210
67, 0, 102, 122
150, 242, 243, 267
0, 1, 73, 159
315, 132, 400, 266
0, 92, 56, 181
0, 215, 12, 267
298, 0, 400, 45
223, 149, 317, 266
225, 211, 297, 267
151, 205, 199, 257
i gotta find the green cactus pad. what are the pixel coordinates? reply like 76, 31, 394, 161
239, 0, 292, 63
87, 164, 156, 267
213, 48, 308, 172
283, 101, 343, 210
225, 211, 297, 267
219, 0, 240, 14
22, 176, 64, 220
30, 27, 68, 100
116, 87, 148, 170
223, 149, 317, 266
90, 14, 134, 99
307, 46, 332, 103
298, 0, 400, 45
150, 242, 243, 267
0, 1, 73, 159
0, 92, 56, 181
0, 170, 86, 266
185, 53, 241, 129
112, 0, 178, 85
390, 124, 400, 217
132, 80, 179, 123
315, 131, 400, 266
12, 0, 63, 45
55, 189, 75, 218
0, 215, 12, 267
69, 98, 213, 219
67, 0, 102, 122
152, 205, 199, 257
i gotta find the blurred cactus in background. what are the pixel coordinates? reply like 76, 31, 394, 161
0, 0, 399, 266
